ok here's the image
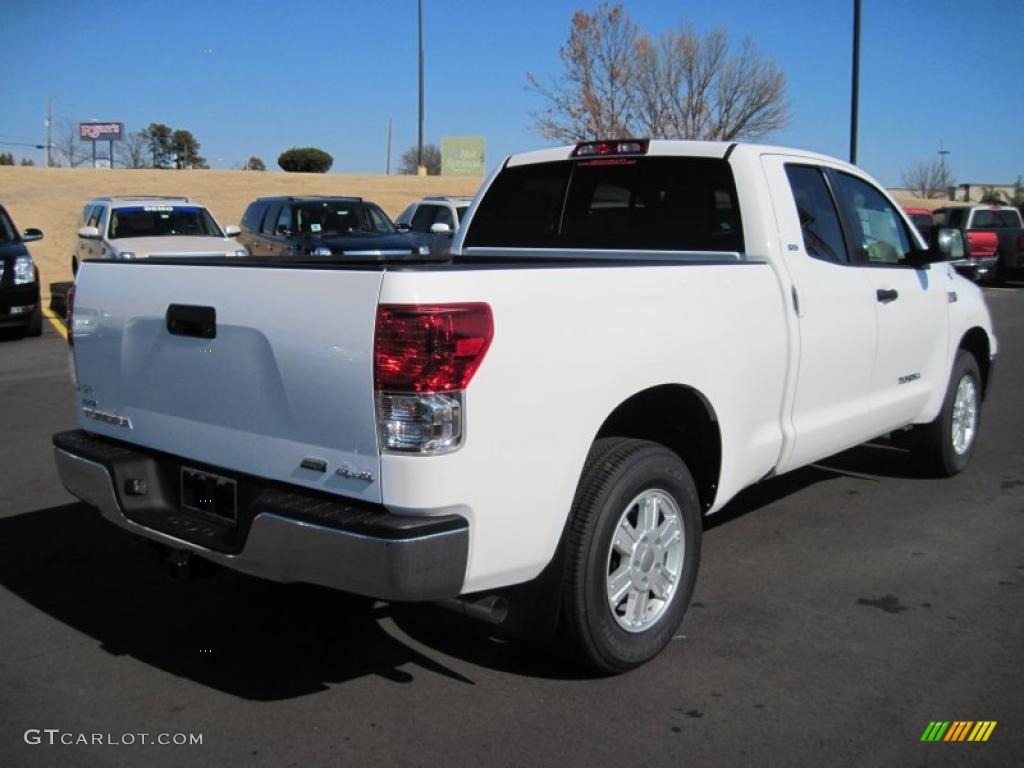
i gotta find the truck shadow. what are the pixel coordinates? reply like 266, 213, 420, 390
0, 503, 581, 700
0, 440, 929, 698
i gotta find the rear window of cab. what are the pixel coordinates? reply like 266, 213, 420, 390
464, 156, 743, 253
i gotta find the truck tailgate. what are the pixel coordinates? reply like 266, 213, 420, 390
71, 262, 385, 504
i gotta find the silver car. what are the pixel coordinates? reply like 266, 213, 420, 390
72, 196, 245, 275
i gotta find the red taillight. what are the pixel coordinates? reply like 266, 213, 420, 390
66, 284, 76, 347
374, 303, 493, 393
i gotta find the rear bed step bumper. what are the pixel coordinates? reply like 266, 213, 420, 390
53, 430, 468, 601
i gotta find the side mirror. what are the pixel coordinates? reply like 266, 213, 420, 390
21, 228, 43, 242
224, 224, 241, 237
430, 222, 453, 235
912, 227, 963, 266
395, 222, 411, 232
78, 226, 100, 239
932, 227, 965, 261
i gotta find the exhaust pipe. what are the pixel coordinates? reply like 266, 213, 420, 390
436, 594, 509, 625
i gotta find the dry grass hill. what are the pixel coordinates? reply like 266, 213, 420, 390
0, 167, 483, 297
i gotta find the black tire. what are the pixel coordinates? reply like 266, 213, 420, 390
25, 303, 43, 337
916, 350, 982, 476
561, 438, 701, 673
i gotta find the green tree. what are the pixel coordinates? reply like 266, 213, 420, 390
144, 123, 174, 168
0, 152, 14, 165
277, 147, 333, 173
20, 158, 35, 166
398, 144, 441, 175
172, 129, 207, 168
244, 156, 266, 171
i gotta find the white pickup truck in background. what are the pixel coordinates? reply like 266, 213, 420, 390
55, 139, 996, 672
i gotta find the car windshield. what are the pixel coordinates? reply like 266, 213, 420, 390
294, 202, 396, 235
910, 214, 934, 229
109, 206, 223, 239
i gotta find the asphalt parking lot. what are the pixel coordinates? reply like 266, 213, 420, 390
1, 287, 1022, 768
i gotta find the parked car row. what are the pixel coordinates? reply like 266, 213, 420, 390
70, 193, 471, 275
904, 203, 1024, 284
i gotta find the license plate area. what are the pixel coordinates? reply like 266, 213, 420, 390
181, 467, 238, 525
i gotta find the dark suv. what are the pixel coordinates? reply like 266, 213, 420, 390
237, 196, 429, 259
0, 204, 44, 337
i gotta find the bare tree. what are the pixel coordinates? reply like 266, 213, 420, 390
527, 5, 638, 141
901, 159, 954, 199
116, 130, 150, 168
53, 119, 88, 167
527, 4, 789, 143
398, 144, 441, 175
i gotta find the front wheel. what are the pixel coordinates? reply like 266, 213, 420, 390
561, 438, 702, 673
916, 350, 982, 476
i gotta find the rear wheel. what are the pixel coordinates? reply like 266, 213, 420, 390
917, 350, 982, 476
561, 438, 701, 673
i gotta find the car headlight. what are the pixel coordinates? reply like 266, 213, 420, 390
311, 245, 332, 257
14, 255, 34, 284
234, 248, 249, 258
120, 251, 136, 260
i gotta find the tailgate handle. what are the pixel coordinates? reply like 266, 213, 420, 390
166, 304, 216, 339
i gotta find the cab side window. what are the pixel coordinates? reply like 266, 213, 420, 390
784, 165, 849, 264
833, 173, 913, 266
275, 205, 293, 234
261, 204, 282, 235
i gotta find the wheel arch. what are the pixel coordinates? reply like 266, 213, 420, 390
958, 326, 992, 399
594, 384, 722, 512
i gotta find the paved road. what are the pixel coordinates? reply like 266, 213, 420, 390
1, 288, 1022, 768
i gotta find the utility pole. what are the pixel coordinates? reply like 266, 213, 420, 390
417, 0, 425, 175
938, 140, 952, 200
386, 117, 393, 174
849, 0, 861, 164
45, 98, 52, 167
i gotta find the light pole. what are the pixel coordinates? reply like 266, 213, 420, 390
417, 0, 425, 175
938, 140, 951, 200
849, 0, 861, 164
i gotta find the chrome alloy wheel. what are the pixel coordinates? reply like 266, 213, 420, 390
951, 375, 978, 456
605, 489, 684, 633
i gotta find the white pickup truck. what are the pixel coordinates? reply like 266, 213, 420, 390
55, 139, 996, 672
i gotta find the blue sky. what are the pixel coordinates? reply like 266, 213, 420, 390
1, 0, 1021, 186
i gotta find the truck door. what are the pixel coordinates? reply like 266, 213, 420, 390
761, 157, 881, 470
828, 171, 950, 431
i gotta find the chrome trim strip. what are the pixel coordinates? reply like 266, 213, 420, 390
461, 247, 760, 263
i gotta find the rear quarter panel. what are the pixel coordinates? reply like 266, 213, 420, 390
378, 263, 788, 592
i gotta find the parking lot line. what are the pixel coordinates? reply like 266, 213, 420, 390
42, 307, 67, 341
